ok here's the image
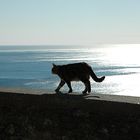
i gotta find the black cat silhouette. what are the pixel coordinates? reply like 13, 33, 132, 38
52, 62, 105, 94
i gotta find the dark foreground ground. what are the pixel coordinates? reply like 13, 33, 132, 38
0, 92, 140, 140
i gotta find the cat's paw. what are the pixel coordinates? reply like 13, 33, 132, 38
68, 89, 72, 93
82, 90, 87, 93
82, 90, 88, 95
55, 89, 59, 93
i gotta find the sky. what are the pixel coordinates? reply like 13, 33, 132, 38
0, 0, 140, 46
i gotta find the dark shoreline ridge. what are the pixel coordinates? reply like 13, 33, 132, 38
0, 91, 140, 139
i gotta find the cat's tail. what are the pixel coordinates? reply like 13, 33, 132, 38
89, 67, 105, 82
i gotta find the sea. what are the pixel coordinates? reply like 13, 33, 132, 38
0, 44, 140, 97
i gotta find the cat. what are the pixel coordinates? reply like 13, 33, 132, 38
52, 62, 105, 94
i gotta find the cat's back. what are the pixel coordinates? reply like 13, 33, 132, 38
57, 62, 91, 81
60, 62, 90, 72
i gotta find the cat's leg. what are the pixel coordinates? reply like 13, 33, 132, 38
55, 80, 65, 92
66, 81, 73, 93
82, 83, 88, 94
82, 81, 88, 94
82, 80, 91, 94
87, 80, 91, 93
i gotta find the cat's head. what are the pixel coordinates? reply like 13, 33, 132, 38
52, 64, 59, 74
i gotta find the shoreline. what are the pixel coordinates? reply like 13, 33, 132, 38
0, 87, 140, 104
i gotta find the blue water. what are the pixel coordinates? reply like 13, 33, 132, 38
0, 45, 140, 96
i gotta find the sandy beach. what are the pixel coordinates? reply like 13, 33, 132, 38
0, 89, 140, 139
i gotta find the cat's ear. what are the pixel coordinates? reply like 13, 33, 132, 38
52, 63, 56, 67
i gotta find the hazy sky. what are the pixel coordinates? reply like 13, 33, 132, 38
0, 0, 140, 45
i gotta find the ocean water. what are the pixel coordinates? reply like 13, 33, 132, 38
0, 44, 140, 96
